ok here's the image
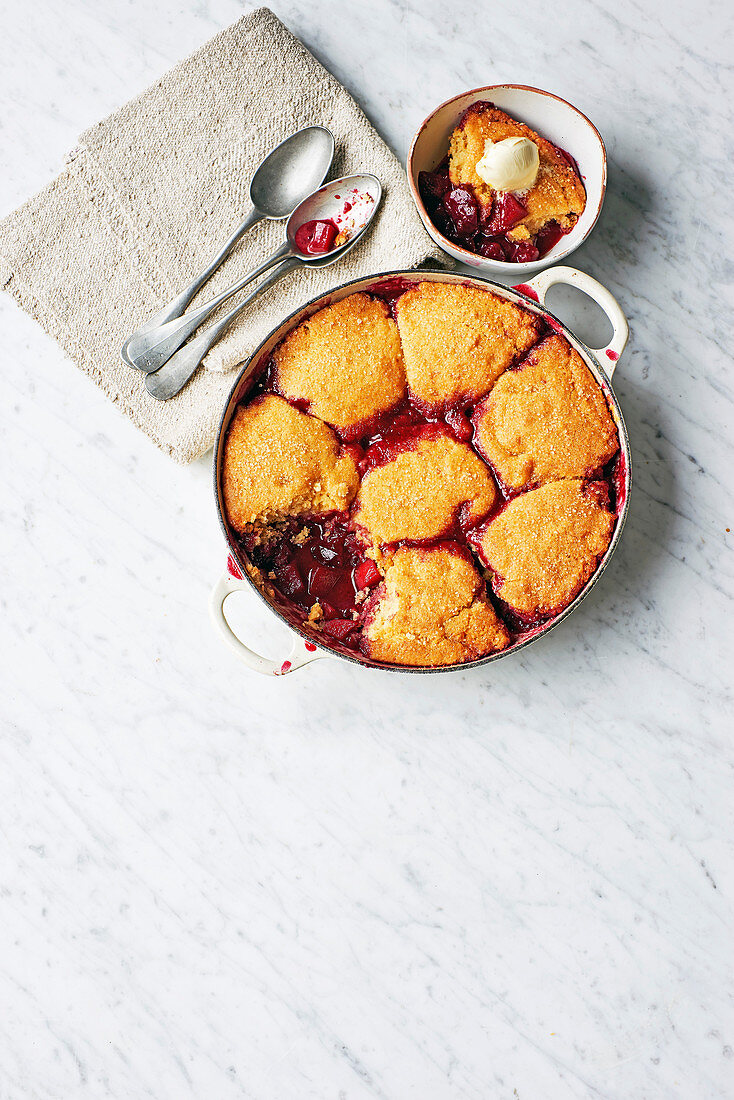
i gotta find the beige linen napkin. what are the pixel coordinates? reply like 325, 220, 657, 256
0, 8, 442, 462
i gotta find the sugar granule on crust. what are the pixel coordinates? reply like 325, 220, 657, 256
273, 293, 406, 437
473, 334, 619, 491
362, 545, 510, 666
222, 394, 359, 533
395, 282, 541, 407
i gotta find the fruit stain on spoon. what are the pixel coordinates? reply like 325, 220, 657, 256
294, 188, 376, 256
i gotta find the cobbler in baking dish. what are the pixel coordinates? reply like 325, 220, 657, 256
418, 102, 586, 263
222, 280, 621, 668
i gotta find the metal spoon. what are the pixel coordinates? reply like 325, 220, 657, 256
129, 170, 376, 376
132, 174, 378, 378
144, 174, 382, 401
121, 126, 334, 369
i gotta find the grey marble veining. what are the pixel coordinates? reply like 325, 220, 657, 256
1, 0, 733, 1097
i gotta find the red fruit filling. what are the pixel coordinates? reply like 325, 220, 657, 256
294, 219, 339, 255
354, 559, 381, 590
354, 405, 441, 474
506, 240, 540, 264
418, 167, 451, 210
485, 192, 527, 234
364, 275, 417, 318
477, 238, 507, 261
535, 221, 565, 256
444, 406, 474, 442
441, 186, 479, 241
418, 156, 574, 263
322, 618, 359, 641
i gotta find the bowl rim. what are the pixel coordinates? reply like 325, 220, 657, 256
406, 83, 608, 272
213, 267, 630, 675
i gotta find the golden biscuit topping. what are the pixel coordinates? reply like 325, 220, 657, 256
363, 546, 510, 666
396, 282, 541, 407
222, 394, 359, 533
473, 334, 619, 491
354, 430, 497, 546
222, 280, 621, 669
474, 480, 615, 616
449, 103, 586, 234
273, 293, 406, 437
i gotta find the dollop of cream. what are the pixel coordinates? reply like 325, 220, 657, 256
475, 137, 539, 192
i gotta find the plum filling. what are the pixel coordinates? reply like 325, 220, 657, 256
294, 218, 339, 255
242, 516, 377, 649
418, 163, 571, 263
364, 275, 417, 318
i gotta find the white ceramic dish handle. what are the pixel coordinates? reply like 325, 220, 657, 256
210, 572, 326, 675
519, 266, 629, 376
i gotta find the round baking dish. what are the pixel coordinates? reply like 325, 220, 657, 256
407, 85, 607, 277
211, 266, 630, 676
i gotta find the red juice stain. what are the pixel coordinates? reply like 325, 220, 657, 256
513, 283, 539, 302
304, 641, 317, 652
279, 660, 292, 674
606, 349, 619, 362
226, 553, 243, 579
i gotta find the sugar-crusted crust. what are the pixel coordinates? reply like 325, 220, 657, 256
474, 480, 614, 616
473, 334, 619, 491
354, 431, 497, 546
222, 394, 359, 532
362, 545, 510, 666
395, 282, 541, 407
272, 293, 406, 436
449, 103, 586, 234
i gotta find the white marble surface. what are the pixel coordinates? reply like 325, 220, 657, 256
2, 1, 733, 1097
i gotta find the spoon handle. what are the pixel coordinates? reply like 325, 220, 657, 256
126, 240, 293, 374
145, 257, 301, 402
121, 208, 264, 366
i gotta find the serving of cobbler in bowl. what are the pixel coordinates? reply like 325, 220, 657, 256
408, 85, 606, 275
213, 268, 630, 675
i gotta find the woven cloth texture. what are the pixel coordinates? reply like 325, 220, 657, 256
0, 8, 442, 462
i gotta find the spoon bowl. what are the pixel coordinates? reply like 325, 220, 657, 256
251, 126, 336, 218
121, 126, 334, 369
128, 174, 382, 376
144, 173, 382, 401
286, 174, 382, 262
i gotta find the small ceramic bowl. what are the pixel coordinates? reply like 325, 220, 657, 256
407, 85, 607, 277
